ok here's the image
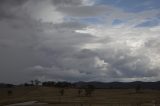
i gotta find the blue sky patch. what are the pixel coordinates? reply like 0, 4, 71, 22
79, 17, 105, 25
135, 19, 159, 27
112, 19, 124, 25
95, 0, 160, 12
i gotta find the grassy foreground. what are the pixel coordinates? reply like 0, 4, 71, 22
0, 87, 160, 106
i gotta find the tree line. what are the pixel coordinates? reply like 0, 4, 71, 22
23, 80, 75, 88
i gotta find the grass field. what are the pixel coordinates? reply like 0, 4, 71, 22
0, 87, 160, 106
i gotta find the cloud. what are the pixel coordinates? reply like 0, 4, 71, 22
0, 0, 160, 84
51, 0, 83, 6
51, 0, 94, 6
95, 0, 160, 12
0, 0, 96, 83
56, 5, 113, 17
76, 24, 160, 81
135, 19, 159, 27
0, 0, 28, 20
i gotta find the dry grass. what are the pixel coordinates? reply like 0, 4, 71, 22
0, 87, 160, 106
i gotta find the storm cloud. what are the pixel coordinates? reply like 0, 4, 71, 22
0, 0, 160, 84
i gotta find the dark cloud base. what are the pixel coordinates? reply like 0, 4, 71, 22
0, 0, 160, 84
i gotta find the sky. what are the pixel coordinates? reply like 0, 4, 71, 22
0, 0, 160, 84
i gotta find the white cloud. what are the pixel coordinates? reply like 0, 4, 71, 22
82, 0, 95, 6
75, 24, 160, 81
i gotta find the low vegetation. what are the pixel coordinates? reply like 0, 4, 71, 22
0, 86, 160, 106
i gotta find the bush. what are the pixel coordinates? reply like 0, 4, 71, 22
85, 85, 95, 96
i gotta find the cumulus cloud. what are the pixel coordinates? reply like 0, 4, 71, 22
76, 24, 160, 81
0, 0, 160, 84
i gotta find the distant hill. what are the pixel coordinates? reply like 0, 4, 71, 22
1, 81, 160, 89
74, 81, 160, 89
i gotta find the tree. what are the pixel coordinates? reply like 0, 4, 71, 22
30, 80, 34, 86
34, 80, 41, 86
135, 84, 141, 93
55, 81, 72, 88
6, 84, 14, 88
85, 85, 95, 96
42, 81, 55, 87
59, 88, 64, 96
78, 88, 83, 96
24, 83, 30, 86
7, 90, 13, 96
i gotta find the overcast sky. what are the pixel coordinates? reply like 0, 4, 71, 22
0, 0, 160, 84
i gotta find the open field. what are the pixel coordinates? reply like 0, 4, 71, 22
0, 87, 160, 106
